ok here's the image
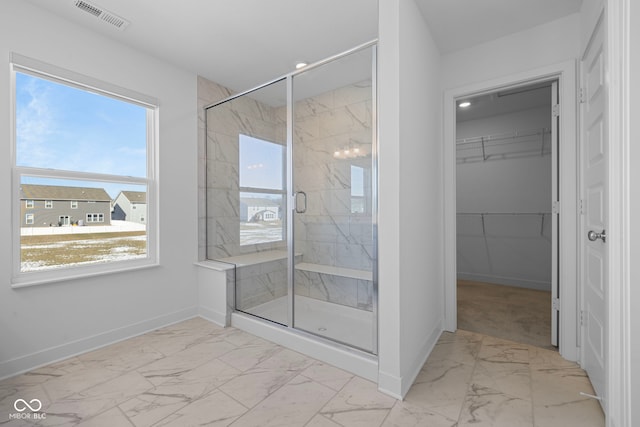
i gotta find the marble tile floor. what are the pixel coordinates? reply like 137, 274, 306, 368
0, 317, 604, 426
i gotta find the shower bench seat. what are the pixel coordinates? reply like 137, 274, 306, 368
211, 250, 372, 281
294, 263, 372, 281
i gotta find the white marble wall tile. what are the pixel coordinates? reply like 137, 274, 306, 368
332, 81, 372, 107
319, 103, 371, 139
294, 93, 334, 118
357, 280, 373, 311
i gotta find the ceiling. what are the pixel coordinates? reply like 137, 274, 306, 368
24, 0, 582, 95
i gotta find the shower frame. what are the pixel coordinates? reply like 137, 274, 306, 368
204, 40, 379, 355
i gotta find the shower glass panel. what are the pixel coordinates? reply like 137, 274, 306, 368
292, 47, 376, 352
205, 79, 289, 326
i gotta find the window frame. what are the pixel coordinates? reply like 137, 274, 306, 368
70, 200, 78, 209
10, 53, 159, 287
25, 213, 34, 225
25, 199, 34, 209
44, 200, 53, 209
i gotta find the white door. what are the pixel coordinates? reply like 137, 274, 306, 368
580, 13, 607, 406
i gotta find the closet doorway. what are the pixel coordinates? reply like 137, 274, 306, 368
455, 81, 559, 350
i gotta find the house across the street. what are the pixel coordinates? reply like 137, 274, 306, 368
20, 184, 112, 227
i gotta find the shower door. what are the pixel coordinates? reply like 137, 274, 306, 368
206, 78, 290, 326
290, 46, 377, 353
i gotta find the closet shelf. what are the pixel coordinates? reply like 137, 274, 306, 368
456, 127, 551, 163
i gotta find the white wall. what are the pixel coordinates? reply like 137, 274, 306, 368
457, 106, 552, 290
378, 0, 443, 398
0, 0, 199, 378
629, 0, 640, 421
441, 13, 581, 90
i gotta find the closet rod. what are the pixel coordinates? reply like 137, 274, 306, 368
456, 127, 550, 146
456, 212, 551, 215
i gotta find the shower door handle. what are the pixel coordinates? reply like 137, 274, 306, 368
294, 191, 307, 214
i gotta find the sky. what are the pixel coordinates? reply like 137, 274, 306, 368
16, 72, 148, 198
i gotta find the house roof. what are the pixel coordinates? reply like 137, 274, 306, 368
20, 184, 111, 201
119, 191, 147, 203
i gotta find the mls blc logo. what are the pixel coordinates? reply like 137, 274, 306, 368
9, 398, 46, 420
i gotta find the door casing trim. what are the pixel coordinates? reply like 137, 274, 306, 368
442, 60, 578, 361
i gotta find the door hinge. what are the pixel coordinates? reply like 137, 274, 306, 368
580, 310, 586, 326
552, 200, 560, 214
579, 199, 585, 215
579, 87, 587, 104
552, 297, 560, 311
552, 104, 560, 117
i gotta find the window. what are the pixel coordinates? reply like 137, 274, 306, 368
239, 134, 285, 245
86, 213, 104, 223
11, 53, 158, 286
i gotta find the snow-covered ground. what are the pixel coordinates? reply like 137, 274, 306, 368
21, 220, 145, 236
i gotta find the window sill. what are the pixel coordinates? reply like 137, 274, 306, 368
11, 261, 160, 289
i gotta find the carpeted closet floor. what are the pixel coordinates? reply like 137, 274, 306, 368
457, 279, 555, 350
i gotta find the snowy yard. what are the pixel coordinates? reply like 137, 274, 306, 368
21, 232, 147, 272
240, 221, 284, 245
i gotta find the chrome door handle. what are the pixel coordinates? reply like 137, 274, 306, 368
587, 229, 606, 243
294, 191, 307, 214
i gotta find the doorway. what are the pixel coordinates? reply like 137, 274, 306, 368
443, 61, 579, 362
454, 82, 557, 349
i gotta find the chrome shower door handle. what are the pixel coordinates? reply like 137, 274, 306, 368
587, 229, 606, 243
295, 191, 307, 214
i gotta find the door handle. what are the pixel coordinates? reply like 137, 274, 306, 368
587, 229, 606, 243
294, 191, 307, 214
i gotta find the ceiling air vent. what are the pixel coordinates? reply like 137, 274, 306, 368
74, 0, 130, 30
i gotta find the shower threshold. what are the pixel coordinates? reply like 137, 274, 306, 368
243, 295, 374, 352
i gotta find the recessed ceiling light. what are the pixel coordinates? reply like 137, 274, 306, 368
295, 62, 308, 70
458, 101, 471, 108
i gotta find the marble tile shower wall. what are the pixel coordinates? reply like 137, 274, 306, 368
205, 86, 286, 260
291, 80, 374, 311
198, 76, 375, 312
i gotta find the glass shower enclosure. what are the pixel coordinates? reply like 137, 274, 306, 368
205, 42, 377, 353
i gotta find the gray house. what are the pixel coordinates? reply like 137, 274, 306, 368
20, 184, 112, 227
112, 191, 147, 224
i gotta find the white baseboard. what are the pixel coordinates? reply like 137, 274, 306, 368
378, 321, 442, 399
0, 306, 198, 381
198, 305, 227, 327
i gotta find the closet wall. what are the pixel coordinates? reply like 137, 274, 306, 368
456, 104, 552, 291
